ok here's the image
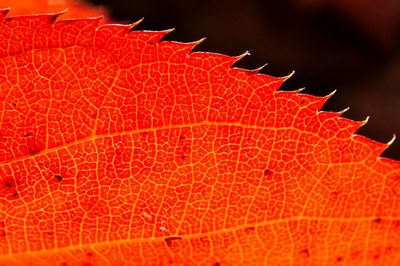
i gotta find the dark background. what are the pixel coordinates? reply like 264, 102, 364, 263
88, 0, 400, 160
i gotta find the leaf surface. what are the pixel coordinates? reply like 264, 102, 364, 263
0, 9, 399, 266
2, 0, 108, 20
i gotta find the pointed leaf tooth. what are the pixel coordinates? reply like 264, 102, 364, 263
301, 93, 330, 112
158, 38, 207, 62
269, 90, 331, 130
229, 50, 251, 67
189, 51, 244, 70
335, 116, 369, 138
8, 9, 69, 23
287, 93, 338, 134
96, 23, 132, 50
268, 70, 294, 92
360, 116, 370, 127
128, 17, 144, 30
48, 10, 66, 23
3, 12, 62, 25
148, 28, 175, 42
1, 13, 88, 57
349, 116, 370, 133
308, 90, 338, 112
236, 50, 251, 59
316, 110, 343, 121
52, 17, 100, 47
254, 62, 269, 74
352, 134, 391, 158
293, 87, 306, 93
337, 107, 350, 116
186, 37, 206, 53
279, 70, 295, 84
245, 62, 269, 74
316, 114, 362, 140
168, 38, 207, 56
160, 41, 206, 64
125, 28, 175, 44
259, 71, 294, 92
245, 72, 285, 95
387, 134, 396, 146
376, 134, 398, 156
98, 22, 131, 33
106, 24, 136, 35
316, 107, 351, 128
323, 89, 337, 100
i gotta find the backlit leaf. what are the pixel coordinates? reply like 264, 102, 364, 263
0, 9, 399, 266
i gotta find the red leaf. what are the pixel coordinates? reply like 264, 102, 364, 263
1, 0, 108, 19
0, 8, 399, 266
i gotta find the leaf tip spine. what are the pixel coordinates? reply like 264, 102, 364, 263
387, 134, 396, 146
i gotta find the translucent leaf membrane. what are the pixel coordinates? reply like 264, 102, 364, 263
0, 10, 399, 266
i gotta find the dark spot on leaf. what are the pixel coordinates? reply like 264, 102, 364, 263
336, 256, 344, 262
86, 251, 93, 257
299, 248, 310, 257
331, 191, 339, 197
12, 102, 16, 107
213, 262, 221, 266
3, 179, 19, 199
4, 179, 14, 188
54, 175, 63, 182
179, 135, 185, 140
373, 217, 382, 223
264, 169, 272, 178
165, 236, 182, 247
23, 133, 32, 138
180, 154, 186, 160
386, 246, 393, 251
244, 226, 255, 234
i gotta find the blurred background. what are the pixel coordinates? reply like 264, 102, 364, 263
12, 0, 400, 159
